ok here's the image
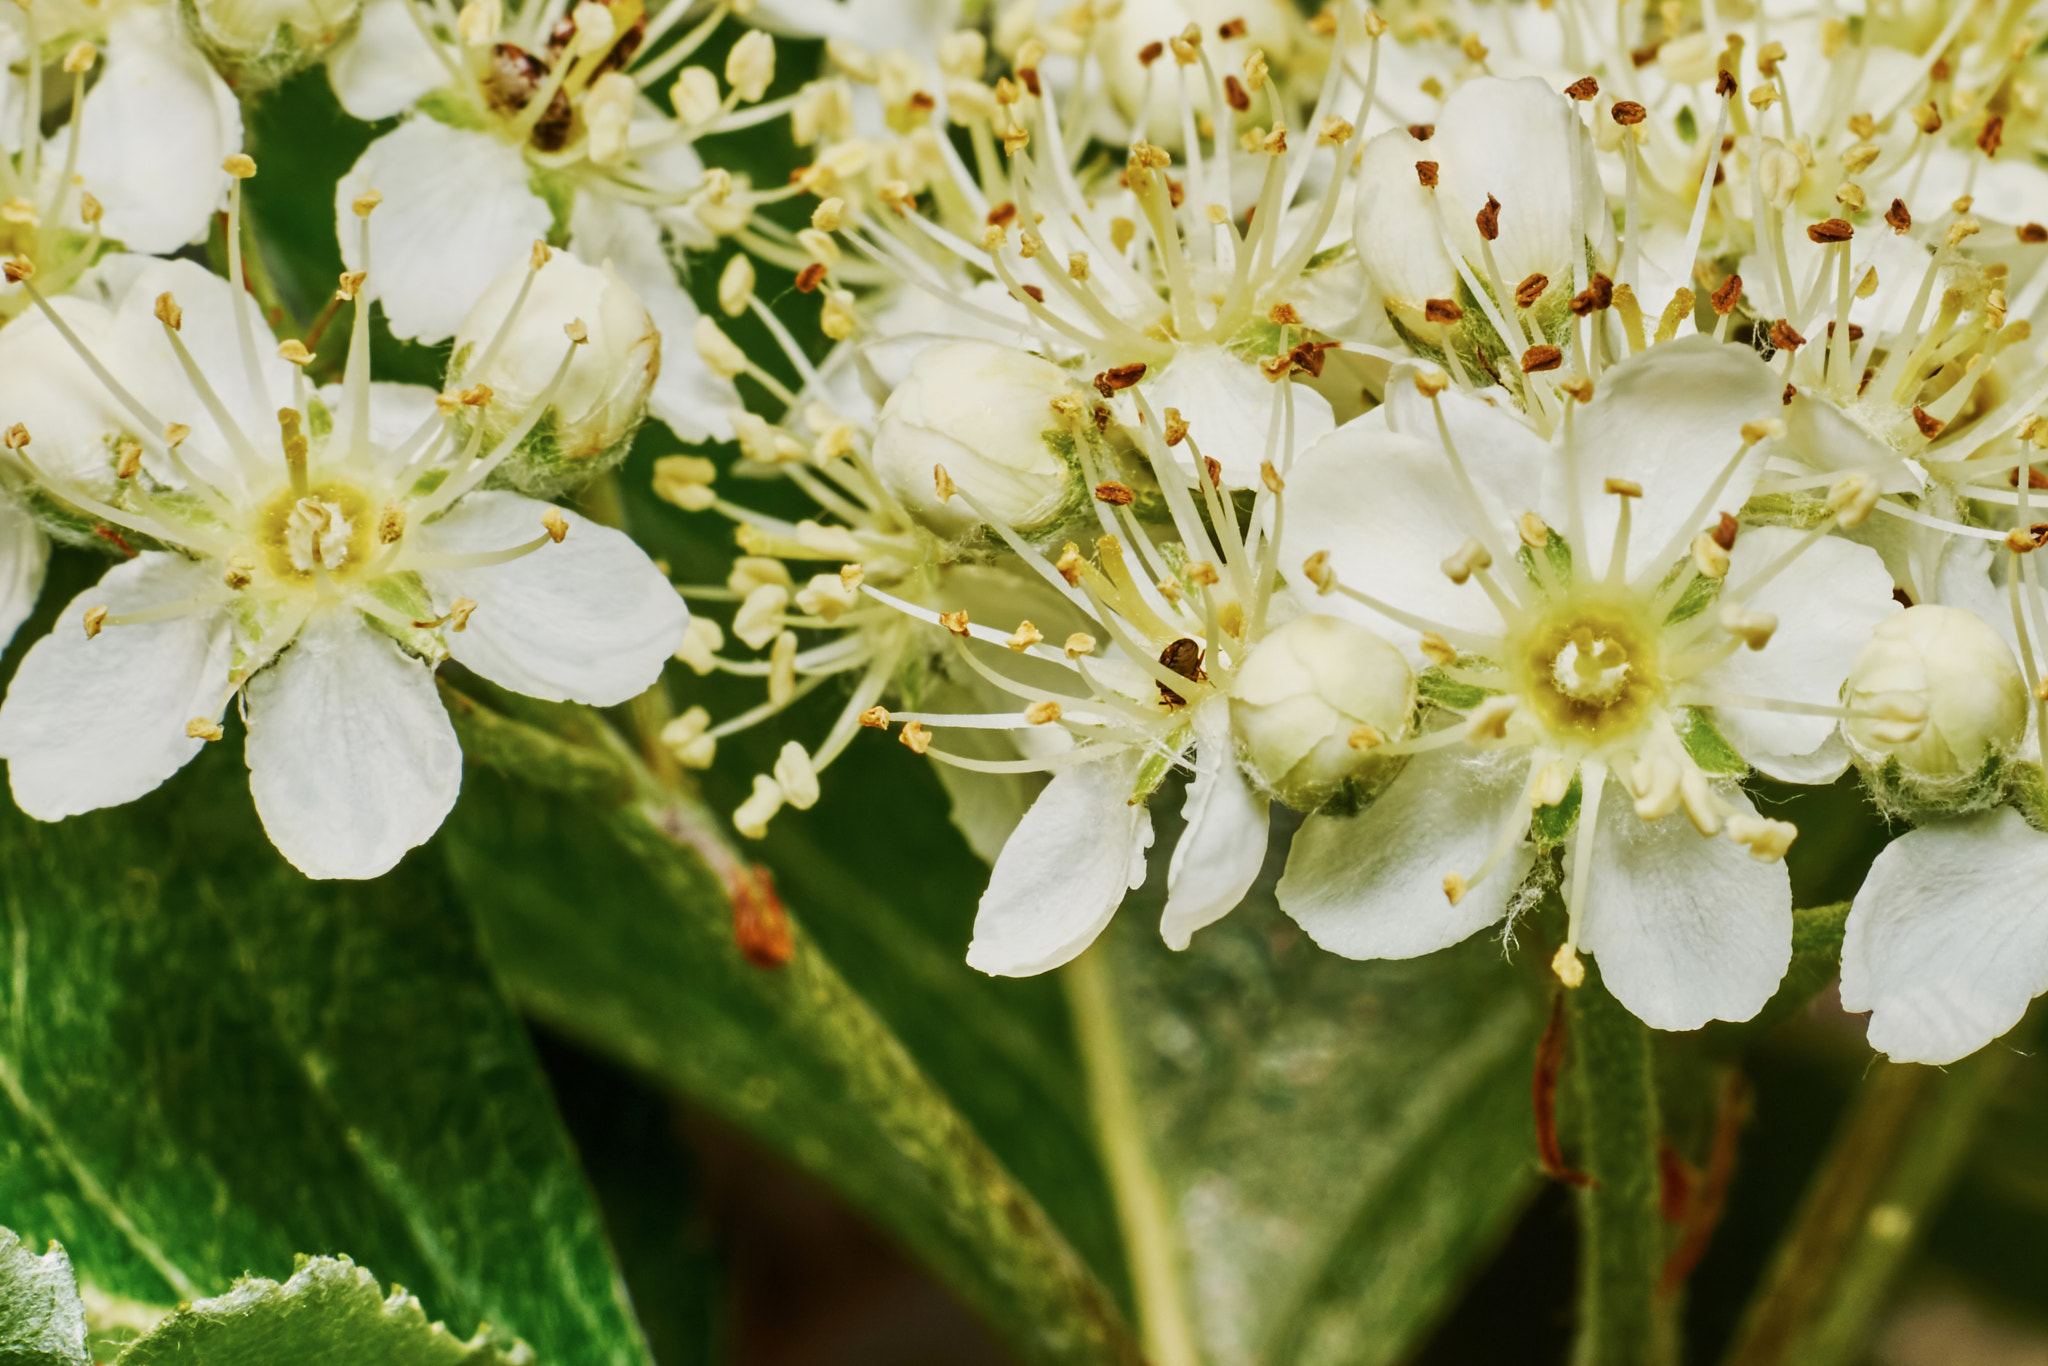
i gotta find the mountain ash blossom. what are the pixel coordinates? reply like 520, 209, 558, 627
1273, 337, 1906, 1030
0, 169, 686, 878
324, 0, 793, 439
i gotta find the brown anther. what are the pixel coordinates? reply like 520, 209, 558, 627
1021, 284, 1045, 303
1521, 344, 1563, 372
1260, 462, 1284, 494
795, 262, 827, 292
1611, 100, 1647, 125
1289, 340, 1336, 378
938, 610, 971, 637
1824, 321, 1865, 342
335, 270, 367, 301
1424, 297, 1465, 324
164, 422, 191, 448
1515, 273, 1549, 308
1475, 194, 1501, 241
1415, 160, 1439, 187
2021, 223, 2048, 244
1783, 383, 1797, 406
1806, 217, 1854, 243
459, 383, 493, 407
1302, 549, 1335, 593
1565, 76, 1598, 100
1217, 16, 1247, 39
1092, 362, 1146, 396
1712, 512, 1739, 551
1557, 375, 1594, 403
899, 720, 932, 754
1163, 408, 1189, 446
82, 605, 106, 638
1568, 273, 1614, 316
1018, 67, 1041, 97
1715, 68, 1737, 97
1007, 621, 1044, 652
153, 292, 182, 331
445, 598, 477, 632
1094, 480, 1136, 505
1137, 40, 1164, 65
933, 464, 958, 501
1, 258, 32, 284
1268, 302, 1302, 326
2008, 524, 2048, 553
114, 441, 142, 480
1204, 456, 1223, 485
2008, 466, 2048, 489
1, 424, 27, 451
1980, 116, 2005, 157
1885, 198, 1912, 234
542, 508, 568, 543
1912, 406, 1944, 437
1407, 122, 1434, 140
1911, 101, 1942, 134
856, 705, 891, 730
1768, 319, 1806, 351
1223, 75, 1250, 111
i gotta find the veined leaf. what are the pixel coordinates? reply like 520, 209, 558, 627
0, 1228, 88, 1366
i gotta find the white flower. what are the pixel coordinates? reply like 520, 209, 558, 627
872, 340, 1085, 535
1273, 337, 1902, 1029
0, 192, 685, 879
325, 0, 771, 440
1350, 76, 1612, 368
449, 245, 661, 497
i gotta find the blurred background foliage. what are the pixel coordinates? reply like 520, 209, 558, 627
2, 34, 2047, 1366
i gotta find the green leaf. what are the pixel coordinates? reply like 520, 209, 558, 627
0, 1228, 88, 1366
441, 743, 1141, 1366
1087, 880, 1544, 1366
115, 1257, 527, 1366
0, 691, 651, 1366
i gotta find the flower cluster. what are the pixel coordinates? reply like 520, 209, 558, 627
6, 0, 2048, 1068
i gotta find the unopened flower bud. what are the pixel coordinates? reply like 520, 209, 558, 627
185, 0, 363, 87
872, 341, 1084, 536
1228, 614, 1415, 808
1845, 606, 2027, 796
448, 248, 659, 497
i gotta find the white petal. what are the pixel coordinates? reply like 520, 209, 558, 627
1350, 126, 1460, 317
966, 750, 1154, 976
338, 120, 553, 344
326, 0, 450, 121
1277, 748, 1532, 959
1701, 528, 1898, 780
0, 554, 231, 819
0, 291, 132, 495
1381, 362, 1550, 490
1768, 391, 1918, 493
1434, 76, 1605, 287
74, 8, 241, 255
244, 610, 462, 880
1160, 703, 1269, 950
1144, 346, 1334, 488
108, 257, 297, 497
415, 490, 688, 705
568, 195, 737, 441
0, 497, 48, 653
1577, 784, 1791, 1031
1842, 808, 2048, 1063
1549, 334, 1783, 580
1280, 423, 1512, 654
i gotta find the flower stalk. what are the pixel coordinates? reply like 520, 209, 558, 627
1568, 962, 1675, 1366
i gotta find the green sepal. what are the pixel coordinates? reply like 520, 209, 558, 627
1417, 664, 1498, 713
0, 1227, 89, 1366
1518, 525, 1573, 591
1131, 724, 1191, 803
1529, 770, 1582, 847
361, 571, 448, 663
1676, 706, 1748, 775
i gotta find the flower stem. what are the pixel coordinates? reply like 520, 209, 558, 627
1567, 966, 1675, 1366
1718, 1025, 2027, 1366
1065, 945, 1202, 1366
